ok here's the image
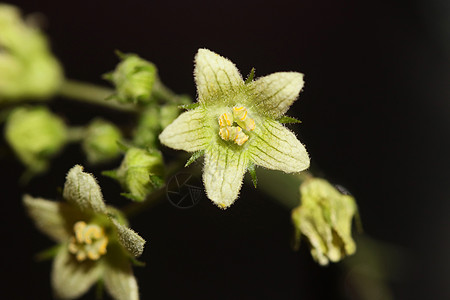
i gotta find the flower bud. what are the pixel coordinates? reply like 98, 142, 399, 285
133, 106, 160, 147
82, 118, 122, 164
291, 178, 358, 265
133, 104, 182, 148
111, 148, 164, 201
104, 53, 157, 104
0, 4, 63, 101
160, 104, 181, 129
5, 106, 67, 172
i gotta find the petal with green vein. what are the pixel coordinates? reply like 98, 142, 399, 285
203, 145, 249, 208
194, 49, 243, 103
249, 119, 309, 173
250, 72, 304, 118
159, 108, 210, 152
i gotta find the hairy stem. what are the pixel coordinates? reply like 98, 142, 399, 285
58, 79, 138, 112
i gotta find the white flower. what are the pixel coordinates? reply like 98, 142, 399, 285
159, 49, 309, 208
23, 165, 145, 300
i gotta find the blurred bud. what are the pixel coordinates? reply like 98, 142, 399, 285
105, 148, 164, 201
133, 104, 181, 148
5, 106, 67, 173
160, 104, 181, 129
0, 4, 63, 101
133, 106, 160, 147
104, 52, 157, 104
82, 118, 122, 164
291, 178, 358, 266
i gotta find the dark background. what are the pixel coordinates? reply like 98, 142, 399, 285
2, 0, 449, 299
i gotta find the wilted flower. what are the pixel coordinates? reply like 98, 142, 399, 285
0, 4, 63, 101
291, 178, 358, 265
104, 148, 164, 202
82, 118, 123, 164
5, 106, 67, 173
159, 49, 309, 209
23, 165, 145, 300
103, 52, 157, 104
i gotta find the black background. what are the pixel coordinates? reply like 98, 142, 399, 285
2, 0, 449, 299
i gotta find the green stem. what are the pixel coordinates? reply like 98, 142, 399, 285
152, 78, 189, 104
58, 79, 138, 112
254, 169, 312, 209
66, 126, 86, 143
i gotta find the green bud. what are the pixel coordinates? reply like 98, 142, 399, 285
160, 104, 181, 129
133, 106, 160, 147
0, 4, 63, 101
291, 178, 358, 266
82, 118, 122, 164
104, 52, 157, 104
132, 104, 181, 148
112, 148, 164, 201
5, 106, 67, 172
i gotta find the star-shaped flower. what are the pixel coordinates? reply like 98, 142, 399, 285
23, 165, 145, 300
159, 49, 310, 208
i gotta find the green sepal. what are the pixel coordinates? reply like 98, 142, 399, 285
34, 244, 62, 262
95, 279, 104, 300
277, 116, 302, 124
178, 103, 200, 110
130, 257, 146, 267
102, 170, 118, 180
185, 150, 205, 167
120, 193, 142, 202
245, 67, 256, 84
116, 140, 130, 152
247, 163, 258, 188
149, 174, 164, 188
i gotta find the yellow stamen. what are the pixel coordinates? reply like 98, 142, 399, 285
68, 221, 109, 262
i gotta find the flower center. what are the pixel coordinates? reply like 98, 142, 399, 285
68, 221, 108, 262
218, 106, 255, 146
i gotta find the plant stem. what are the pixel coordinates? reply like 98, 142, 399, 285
152, 78, 188, 105
58, 79, 138, 112
254, 169, 312, 209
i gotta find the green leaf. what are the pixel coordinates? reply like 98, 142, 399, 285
178, 102, 200, 110
277, 115, 302, 124
245, 67, 255, 84
247, 163, 258, 188
185, 149, 205, 167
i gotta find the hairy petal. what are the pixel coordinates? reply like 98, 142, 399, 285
194, 49, 243, 103
250, 72, 304, 118
63, 165, 107, 214
159, 108, 210, 152
23, 195, 84, 242
110, 218, 145, 258
103, 244, 139, 300
52, 248, 102, 299
249, 119, 309, 173
203, 145, 249, 209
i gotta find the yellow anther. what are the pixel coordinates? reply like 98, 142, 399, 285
218, 107, 254, 145
234, 131, 249, 146
218, 112, 232, 128
68, 221, 108, 262
74, 221, 86, 243
232, 106, 255, 131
